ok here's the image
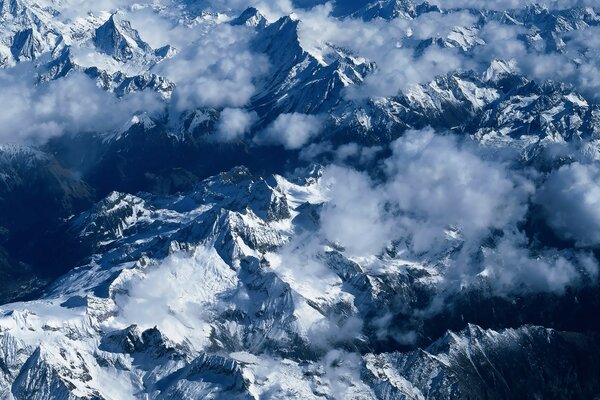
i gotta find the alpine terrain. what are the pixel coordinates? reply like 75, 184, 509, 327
0, 0, 600, 398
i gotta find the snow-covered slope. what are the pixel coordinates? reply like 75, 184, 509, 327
363, 324, 600, 399
0, 165, 598, 398
0, 0, 600, 398
328, 63, 600, 152
247, 10, 375, 123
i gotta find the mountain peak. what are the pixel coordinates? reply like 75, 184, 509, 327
94, 13, 153, 62
335, 0, 439, 20
0, 0, 26, 17
230, 6, 268, 28
483, 59, 519, 82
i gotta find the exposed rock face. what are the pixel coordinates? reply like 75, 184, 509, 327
364, 325, 600, 399
0, 0, 599, 398
94, 14, 153, 62
0, 164, 595, 398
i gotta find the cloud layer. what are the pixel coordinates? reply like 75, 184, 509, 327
319, 128, 597, 295
157, 23, 269, 111
255, 113, 324, 149
321, 129, 530, 256
215, 108, 257, 142
537, 162, 600, 247
0, 69, 163, 144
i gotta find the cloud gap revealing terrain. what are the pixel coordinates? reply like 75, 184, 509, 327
1, 0, 600, 398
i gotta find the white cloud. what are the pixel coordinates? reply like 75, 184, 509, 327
320, 165, 394, 256
320, 129, 531, 256
348, 46, 468, 99
472, 22, 600, 99
479, 231, 598, 294
308, 316, 364, 350
297, 5, 477, 98
0, 70, 164, 144
255, 113, 324, 149
537, 162, 600, 247
384, 129, 531, 252
333, 142, 384, 164
317, 129, 598, 296
156, 23, 269, 111
294, 3, 600, 101
215, 108, 257, 142
125, 7, 186, 49
321, 350, 365, 399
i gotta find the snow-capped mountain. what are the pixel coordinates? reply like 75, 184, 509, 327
0, 0, 599, 398
248, 12, 375, 123
1, 166, 598, 398
329, 62, 600, 149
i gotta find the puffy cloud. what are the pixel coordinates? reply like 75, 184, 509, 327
317, 129, 598, 295
122, 2, 600, 105
321, 350, 365, 398
293, 2, 600, 101
383, 129, 531, 252
372, 312, 418, 345
255, 113, 324, 149
473, 21, 526, 61
406, 10, 480, 40
215, 108, 257, 142
348, 46, 468, 99
297, 5, 477, 98
40, 0, 600, 114
537, 162, 600, 247
266, 233, 345, 299
320, 165, 394, 256
552, 27, 600, 99
333, 142, 384, 164
28, 0, 600, 142
308, 316, 364, 350
320, 129, 531, 256
156, 23, 269, 111
472, 22, 600, 99
125, 7, 188, 49
480, 231, 597, 294
0, 69, 164, 144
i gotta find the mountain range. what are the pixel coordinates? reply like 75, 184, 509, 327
0, 0, 600, 398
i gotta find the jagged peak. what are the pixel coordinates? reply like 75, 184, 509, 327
69, 191, 150, 244
251, 13, 305, 61
526, 2, 550, 15
161, 353, 250, 395
323, 43, 372, 68
154, 43, 176, 58
113, 113, 158, 140
0, 144, 48, 166
483, 59, 519, 82
269, 13, 301, 32
0, 0, 26, 17
336, 0, 439, 21
230, 6, 268, 28
101, 190, 144, 206
363, 0, 418, 19
100, 324, 183, 358
94, 12, 153, 61
216, 165, 253, 184
101, 13, 133, 31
